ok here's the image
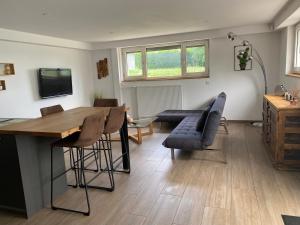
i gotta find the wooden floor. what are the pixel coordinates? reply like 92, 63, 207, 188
1, 122, 300, 225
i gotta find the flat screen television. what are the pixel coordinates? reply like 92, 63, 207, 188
38, 68, 73, 98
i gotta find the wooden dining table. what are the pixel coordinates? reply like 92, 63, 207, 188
0, 107, 130, 218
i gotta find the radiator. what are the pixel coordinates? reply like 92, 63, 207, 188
136, 85, 182, 118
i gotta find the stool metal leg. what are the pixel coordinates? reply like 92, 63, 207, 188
51, 145, 91, 216
81, 138, 115, 192
69, 148, 78, 188
79, 148, 91, 216
111, 130, 130, 173
102, 142, 115, 191
85, 138, 114, 192
96, 141, 102, 170
105, 134, 115, 189
50, 145, 54, 210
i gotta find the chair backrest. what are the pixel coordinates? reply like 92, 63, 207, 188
104, 105, 126, 134
40, 105, 64, 117
201, 92, 226, 148
74, 114, 105, 147
94, 98, 118, 107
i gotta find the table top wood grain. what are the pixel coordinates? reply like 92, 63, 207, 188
264, 95, 300, 110
0, 107, 110, 138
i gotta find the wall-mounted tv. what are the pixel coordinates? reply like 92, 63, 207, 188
38, 68, 73, 98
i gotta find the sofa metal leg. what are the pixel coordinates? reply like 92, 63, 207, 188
223, 123, 229, 134
220, 116, 229, 134
171, 148, 175, 160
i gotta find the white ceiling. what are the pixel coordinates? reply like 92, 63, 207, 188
0, 0, 288, 42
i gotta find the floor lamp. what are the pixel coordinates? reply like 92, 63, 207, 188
227, 32, 268, 94
227, 32, 267, 127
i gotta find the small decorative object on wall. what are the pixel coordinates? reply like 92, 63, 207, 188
234, 45, 252, 71
97, 58, 109, 79
0, 80, 6, 91
0, 63, 15, 75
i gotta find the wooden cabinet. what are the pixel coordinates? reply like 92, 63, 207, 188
263, 95, 300, 169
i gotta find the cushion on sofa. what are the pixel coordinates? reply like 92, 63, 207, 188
156, 110, 204, 123
196, 97, 217, 132
207, 97, 217, 108
162, 115, 204, 150
201, 92, 226, 147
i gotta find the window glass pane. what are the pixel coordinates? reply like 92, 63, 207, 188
126, 52, 142, 77
296, 30, 300, 68
146, 46, 181, 77
186, 46, 206, 73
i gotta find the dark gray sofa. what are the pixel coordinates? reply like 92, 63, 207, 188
156, 97, 216, 124
162, 92, 227, 160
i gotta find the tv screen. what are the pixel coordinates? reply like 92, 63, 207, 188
38, 68, 73, 98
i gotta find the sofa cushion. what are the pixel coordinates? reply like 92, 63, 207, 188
162, 115, 204, 150
201, 92, 226, 147
207, 97, 217, 108
156, 110, 204, 123
196, 97, 217, 132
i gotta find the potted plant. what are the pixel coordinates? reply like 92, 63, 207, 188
237, 47, 251, 70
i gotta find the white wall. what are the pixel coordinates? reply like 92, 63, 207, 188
0, 40, 94, 118
91, 49, 115, 99
0, 26, 282, 121
93, 31, 281, 121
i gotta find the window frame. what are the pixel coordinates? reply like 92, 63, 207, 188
121, 40, 209, 81
294, 23, 300, 73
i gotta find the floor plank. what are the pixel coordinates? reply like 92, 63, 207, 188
173, 162, 215, 225
245, 124, 286, 225
231, 188, 262, 225
142, 194, 181, 225
200, 207, 229, 225
1, 122, 300, 225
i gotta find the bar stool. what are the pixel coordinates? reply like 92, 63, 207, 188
93, 98, 118, 172
41, 105, 100, 175
50, 113, 108, 216
41, 105, 77, 187
100, 105, 129, 175
94, 98, 118, 107
40, 104, 64, 117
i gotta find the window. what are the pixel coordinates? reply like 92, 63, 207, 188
121, 40, 209, 81
126, 51, 143, 77
294, 23, 300, 73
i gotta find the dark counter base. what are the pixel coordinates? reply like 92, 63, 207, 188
0, 134, 67, 218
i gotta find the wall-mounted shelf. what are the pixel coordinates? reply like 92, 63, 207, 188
0, 80, 6, 91
0, 63, 15, 75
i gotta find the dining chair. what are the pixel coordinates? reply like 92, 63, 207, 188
99, 105, 129, 176
40, 105, 100, 174
93, 98, 118, 107
40, 105, 64, 117
50, 113, 110, 216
